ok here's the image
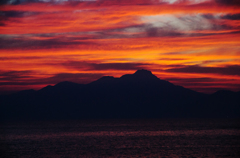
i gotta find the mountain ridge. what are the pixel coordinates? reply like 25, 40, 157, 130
0, 69, 239, 120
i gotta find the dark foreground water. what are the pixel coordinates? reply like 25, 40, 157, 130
1, 119, 240, 158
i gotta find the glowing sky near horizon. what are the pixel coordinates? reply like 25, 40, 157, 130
0, 0, 240, 94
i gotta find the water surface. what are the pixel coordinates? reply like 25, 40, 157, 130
1, 119, 240, 157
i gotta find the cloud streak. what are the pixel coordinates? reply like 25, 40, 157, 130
166, 65, 240, 76
215, 0, 240, 6
62, 61, 149, 71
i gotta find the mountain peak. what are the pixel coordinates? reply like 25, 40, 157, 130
132, 69, 159, 81
117, 69, 161, 84
134, 69, 153, 76
89, 76, 116, 85
97, 76, 115, 81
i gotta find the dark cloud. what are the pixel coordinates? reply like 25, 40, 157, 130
0, 71, 103, 86
166, 65, 240, 76
91, 24, 145, 39
215, 0, 240, 6
0, 69, 102, 87
0, 71, 103, 94
145, 25, 183, 37
211, 23, 234, 31
2, 0, 239, 7
90, 63, 148, 70
0, 11, 40, 18
0, 70, 34, 81
0, 0, 158, 5
0, 11, 40, 25
0, 36, 95, 49
63, 61, 148, 71
201, 14, 215, 19
0, 0, 10, 5
145, 27, 159, 37
221, 14, 240, 20
167, 77, 225, 83
0, 0, 41, 5
0, 56, 44, 61
159, 58, 186, 61
201, 60, 231, 65
61, 61, 89, 70
40, 73, 103, 84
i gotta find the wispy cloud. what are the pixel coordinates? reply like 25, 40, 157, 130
0, 71, 103, 86
215, 0, 240, 6
166, 65, 240, 76
0, 70, 34, 81
62, 61, 149, 71
0, 35, 95, 49
221, 13, 240, 20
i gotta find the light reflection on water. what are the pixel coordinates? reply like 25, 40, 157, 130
1, 119, 240, 157
2, 129, 240, 140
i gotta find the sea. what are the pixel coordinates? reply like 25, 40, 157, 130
0, 119, 240, 158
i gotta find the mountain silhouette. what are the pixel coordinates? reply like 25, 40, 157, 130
0, 69, 239, 121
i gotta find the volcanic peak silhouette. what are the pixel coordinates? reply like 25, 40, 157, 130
0, 69, 239, 120
134, 69, 153, 75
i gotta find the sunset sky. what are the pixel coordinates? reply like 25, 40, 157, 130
0, 0, 240, 94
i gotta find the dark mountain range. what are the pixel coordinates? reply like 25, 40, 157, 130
0, 69, 239, 121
